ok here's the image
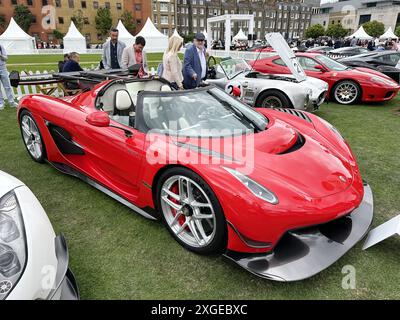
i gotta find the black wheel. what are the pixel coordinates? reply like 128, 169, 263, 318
155, 167, 227, 255
332, 80, 361, 105
19, 109, 47, 163
257, 90, 291, 108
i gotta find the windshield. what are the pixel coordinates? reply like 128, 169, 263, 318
315, 54, 349, 71
219, 59, 252, 79
141, 87, 268, 137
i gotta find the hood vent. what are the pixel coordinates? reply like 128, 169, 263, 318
275, 108, 312, 123
278, 133, 306, 155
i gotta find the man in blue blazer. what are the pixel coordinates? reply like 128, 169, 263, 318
183, 33, 207, 89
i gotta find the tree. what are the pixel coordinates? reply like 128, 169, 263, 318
362, 20, 385, 38
326, 23, 348, 38
184, 33, 195, 43
53, 30, 64, 40
395, 25, 400, 38
14, 5, 35, 33
71, 10, 84, 32
120, 10, 136, 34
304, 24, 325, 39
95, 7, 113, 40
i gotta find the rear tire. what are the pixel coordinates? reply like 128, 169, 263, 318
19, 110, 47, 163
257, 90, 291, 109
155, 167, 227, 255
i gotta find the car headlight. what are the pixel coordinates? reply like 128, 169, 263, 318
370, 76, 397, 87
0, 191, 26, 299
223, 167, 278, 204
318, 117, 344, 141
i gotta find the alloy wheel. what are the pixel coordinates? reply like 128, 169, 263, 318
262, 96, 283, 108
334, 81, 358, 104
160, 175, 216, 248
21, 115, 43, 160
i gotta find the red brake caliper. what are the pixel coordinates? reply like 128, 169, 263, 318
170, 183, 186, 227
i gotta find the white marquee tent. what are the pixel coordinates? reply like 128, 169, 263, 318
136, 18, 168, 52
0, 18, 36, 54
233, 28, 248, 41
63, 21, 87, 54
347, 26, 373, 40
116, 20, 135, 47
380, 27, 398, 40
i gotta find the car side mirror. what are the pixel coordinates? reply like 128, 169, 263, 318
314, 64, 326, 72
86, 111, 110, 127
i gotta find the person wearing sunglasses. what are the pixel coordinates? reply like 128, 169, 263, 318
183, 32, 207, 89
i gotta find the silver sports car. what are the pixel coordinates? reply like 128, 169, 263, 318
206, 58, 328, 112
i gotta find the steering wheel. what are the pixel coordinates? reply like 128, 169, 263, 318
207, 56, 217, 79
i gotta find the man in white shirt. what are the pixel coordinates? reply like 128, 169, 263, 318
0, 44, 16, 110
183, 33, 208, 89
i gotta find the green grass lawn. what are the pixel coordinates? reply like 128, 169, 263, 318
0, 96, 400, 299
7, 53, 167, 72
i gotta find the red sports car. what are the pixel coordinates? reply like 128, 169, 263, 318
17, 74, 373, 281
250, 52, 400, 105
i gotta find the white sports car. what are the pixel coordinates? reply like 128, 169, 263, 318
0, 170, 79, 300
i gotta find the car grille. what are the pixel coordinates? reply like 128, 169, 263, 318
275, 108, 312, 123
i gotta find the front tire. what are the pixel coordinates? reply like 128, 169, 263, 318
156, 167, 227, 255
19, 110, 47, 163
257, 90, 291, 108
332, 80, 361, 105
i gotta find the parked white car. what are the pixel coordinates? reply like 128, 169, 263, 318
0, 170, 78, 300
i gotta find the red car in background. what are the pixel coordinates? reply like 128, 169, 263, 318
250, 52, 400, 105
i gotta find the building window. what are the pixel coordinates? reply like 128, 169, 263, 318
27, 0, 33, 6
11, 0, 17, 5
55, 0, 61, 7
68, 0, 74, 8
116, 3, 121, 10
135, 3, 141, 11
93, 1, 98, 9
160, 3, 168, 12
136, 19, 142, 25
84, 17, 89, 24
81, 1, 86, 8
359, 14, 371, 25
58, 17, 64, 24
160, 15, 168, 25
105, 2, 110, 9
42, 0, 48, 5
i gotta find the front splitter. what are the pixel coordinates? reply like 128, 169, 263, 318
224, 183, 374, 282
